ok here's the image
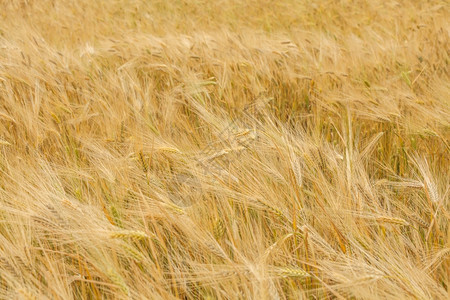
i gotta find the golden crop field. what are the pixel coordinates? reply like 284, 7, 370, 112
0, 0, 449, 299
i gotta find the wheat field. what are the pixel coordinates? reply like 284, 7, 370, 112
0, 0, 449, 299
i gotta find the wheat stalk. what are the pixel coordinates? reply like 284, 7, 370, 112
375, 216, 410, 226
110, 230, 150, 240
213, 218, 226, 240
274, 267, 310, 278
119, 242, 146, 262
107, 268, 130, 296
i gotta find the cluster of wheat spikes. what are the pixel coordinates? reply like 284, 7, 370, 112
0, 0, 449, 299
